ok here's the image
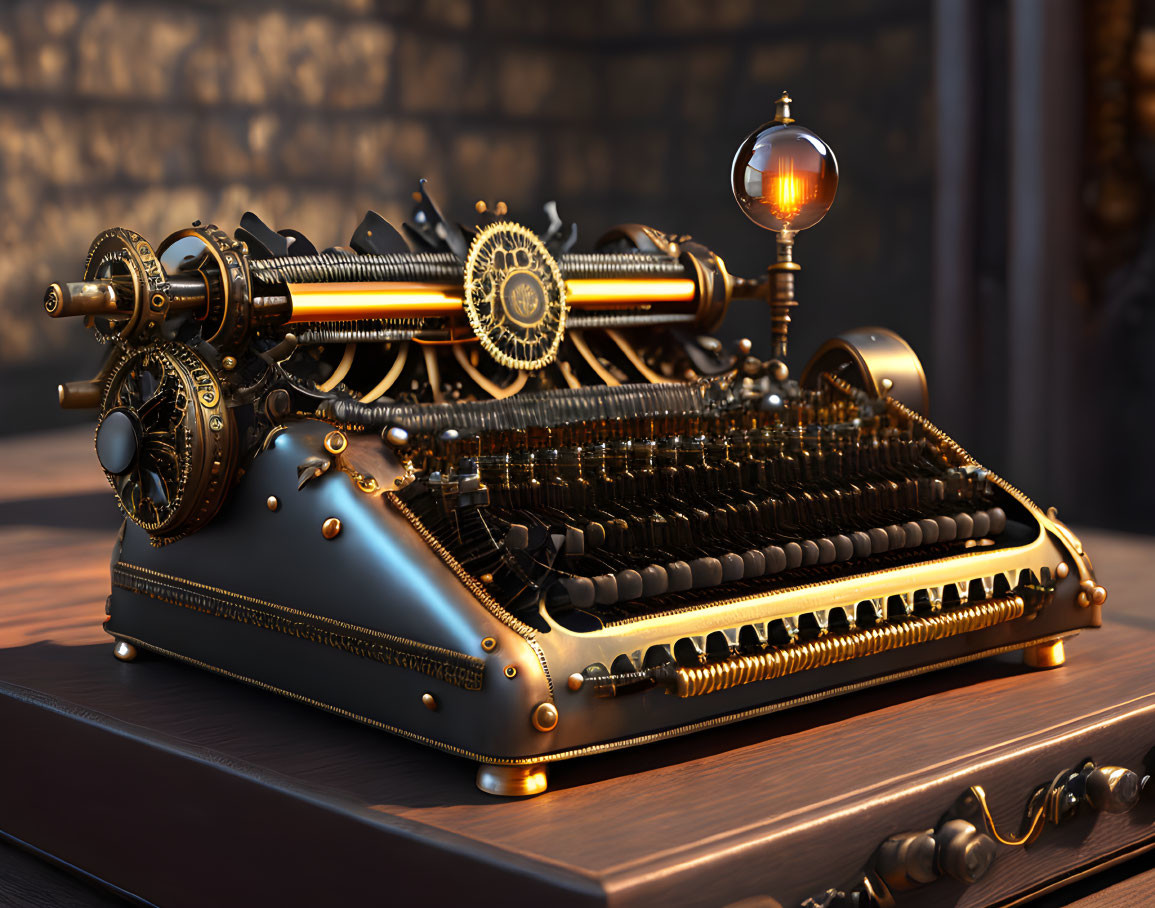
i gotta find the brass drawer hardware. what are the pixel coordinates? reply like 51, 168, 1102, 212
799, 757, 1148, 907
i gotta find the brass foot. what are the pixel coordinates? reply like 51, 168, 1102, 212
113, 640, 138, 662
476, 763, 548, 797
1024, 639, 1065, 669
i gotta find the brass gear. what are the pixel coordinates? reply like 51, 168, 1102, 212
462, 221, 566, 370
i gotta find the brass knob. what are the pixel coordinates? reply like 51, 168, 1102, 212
1085, 766, 1141, 814
936, 819, 996, 884
874, 830, 938, 891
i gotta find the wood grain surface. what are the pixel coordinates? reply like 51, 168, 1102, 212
2, 428, 1155, 907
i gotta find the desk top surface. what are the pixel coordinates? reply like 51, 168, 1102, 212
2, 428, 1155, 907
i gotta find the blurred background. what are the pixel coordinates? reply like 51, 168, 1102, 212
0, 0, 1151, 531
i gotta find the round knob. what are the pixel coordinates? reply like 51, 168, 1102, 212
1085, 766, 1141, 814
936, 819, 997, 884
875, 830, 938, 891
95, 408, 142, 475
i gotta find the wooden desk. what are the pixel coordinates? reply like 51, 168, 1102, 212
2, 428, 1155, 907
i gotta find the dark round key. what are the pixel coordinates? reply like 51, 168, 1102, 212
741, 549, 766, 578
640, 564, 668, 597
690, 557, 723, 588
763, 545, 788, 574
593, 574, 619, 605
666, 561, 693, 592
784, 542, 804, 569
935, 515, 957, 542
800, 540, 820, 566
918, 518, 940, 545
832, 535, 854, 561
884, 525, 905, 549
971, 510, 991, 538
817, 538, 837, 564
988, 507, 1007, 534
868, 527, 890, 554
721, 553, 744, 582
616, 569, 643, 601
953, 512, 974, 539
902, 521, 923, 548
560, 576, 595, 609
851, 531, 872, 558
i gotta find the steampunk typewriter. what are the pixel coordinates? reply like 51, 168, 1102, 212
44, 95, 1103, 796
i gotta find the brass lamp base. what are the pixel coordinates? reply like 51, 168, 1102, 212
476, 763, 549, 797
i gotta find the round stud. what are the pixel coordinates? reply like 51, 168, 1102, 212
880, 377, 894, 394
113, 640, 137, 662
267, 496, 279, 512
1056, 561, 1069, 580
531, 701, 559, 732
494, 201, 508, 216
421, 692, 438, 711
321, 517, 342, 539
222, 355, 237, 371
384, 425, 410, 448
1091, 584, 1107, 605
737, 337, 753, 356
480, 573, 494, 584
767, 359, 789, 382
475, 200, 487, 213
481, 636, 497, 652
323, 430, 347, 455
504, 665, 518, 679
567, 672, 585, 692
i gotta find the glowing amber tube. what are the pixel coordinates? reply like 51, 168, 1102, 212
283, 278, 699, 323
285, 282, 463, 322
564, 279, 697, 306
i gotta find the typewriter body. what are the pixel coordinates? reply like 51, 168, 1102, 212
44, 99, 1103, 796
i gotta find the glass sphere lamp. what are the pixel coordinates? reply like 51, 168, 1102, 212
732, 92, 839, 361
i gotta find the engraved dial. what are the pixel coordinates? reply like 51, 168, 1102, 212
97, 343, 236, 542
462, 222, 566, 370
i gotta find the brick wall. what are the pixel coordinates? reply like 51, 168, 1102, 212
0, 0, 933, 431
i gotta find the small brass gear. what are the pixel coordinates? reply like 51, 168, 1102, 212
462, 221, 566, 370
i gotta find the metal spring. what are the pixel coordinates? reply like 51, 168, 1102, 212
250, 251, 686, 285
294, 319, 431, 344
251, 252, 461, 284
320, 381, 706, 432
674, 594, 1025, 697
558, 253, 687, 279
566, 312, 697, 330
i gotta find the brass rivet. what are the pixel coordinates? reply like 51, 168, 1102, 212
737, 337, 753, 356
567, 672, 584, 692
495, 201, 508, 216
324, 430, 347, 455
222, 355, 237, 371
421, 692, 438, 711
321, 517, 342, 539
266, 496, 279, 512
1092, 585, 1107, 605
880, 378, 894, 393
1056, 562, 1069, 580
475, 200, 487, 213
531, 701, 558, 732
480, 573, 494, 584
503, 665, 517, 679
481, 636, 497, 652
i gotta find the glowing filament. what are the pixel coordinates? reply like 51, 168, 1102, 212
768, 159, 813, 225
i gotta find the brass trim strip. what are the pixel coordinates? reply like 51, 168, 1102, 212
674, 595, 1025, 697
113, 562, 484, 690
105, 627, 1068, 767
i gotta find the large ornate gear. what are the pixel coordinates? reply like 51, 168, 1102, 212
96, 342, 237, 543
462, 221, 567, 370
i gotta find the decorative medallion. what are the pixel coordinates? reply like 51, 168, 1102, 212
98, 342, 236, 541
463, 221, 567, 370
